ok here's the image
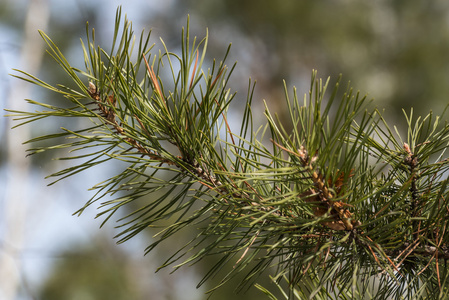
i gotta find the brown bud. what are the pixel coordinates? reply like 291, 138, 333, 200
88, 82, 97, 95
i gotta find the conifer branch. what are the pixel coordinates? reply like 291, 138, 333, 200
6, 7, 449, 299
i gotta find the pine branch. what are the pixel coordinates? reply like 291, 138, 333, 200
6, 7, 449, 299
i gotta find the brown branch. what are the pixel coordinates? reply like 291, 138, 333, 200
87, 81, 176, 166
403, 143, 420, 220
271, 139, 359, 231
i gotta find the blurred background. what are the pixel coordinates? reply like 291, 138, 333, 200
2, 0, 449, 299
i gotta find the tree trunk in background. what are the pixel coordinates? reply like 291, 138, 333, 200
1, 0, 49, 298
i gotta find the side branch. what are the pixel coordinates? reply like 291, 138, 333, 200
87, 82, 176, 166
271, 139, 360, 231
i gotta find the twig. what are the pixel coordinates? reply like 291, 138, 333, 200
271, 139, 359, 230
